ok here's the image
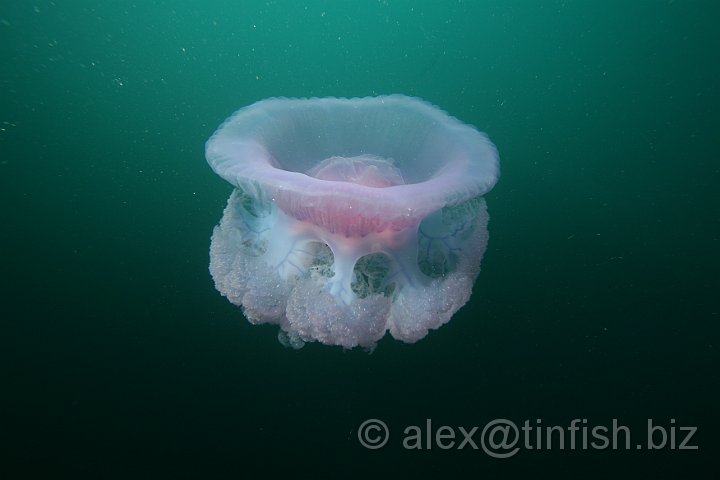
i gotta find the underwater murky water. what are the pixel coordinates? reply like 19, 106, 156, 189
2, 1, 717, 477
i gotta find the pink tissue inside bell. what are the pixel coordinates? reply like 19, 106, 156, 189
276, 155, 415, 237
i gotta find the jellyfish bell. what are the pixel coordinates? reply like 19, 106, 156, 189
206, 95, 499, 349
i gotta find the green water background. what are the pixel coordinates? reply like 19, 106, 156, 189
2, 0, 718, 477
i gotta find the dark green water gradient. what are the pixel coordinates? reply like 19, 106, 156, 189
1, 0, 718, 477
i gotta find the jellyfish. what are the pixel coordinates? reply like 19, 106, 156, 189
206, 95, 499, 349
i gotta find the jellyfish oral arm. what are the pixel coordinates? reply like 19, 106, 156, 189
265, 207, 429, 306
210, 186, 489, 348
